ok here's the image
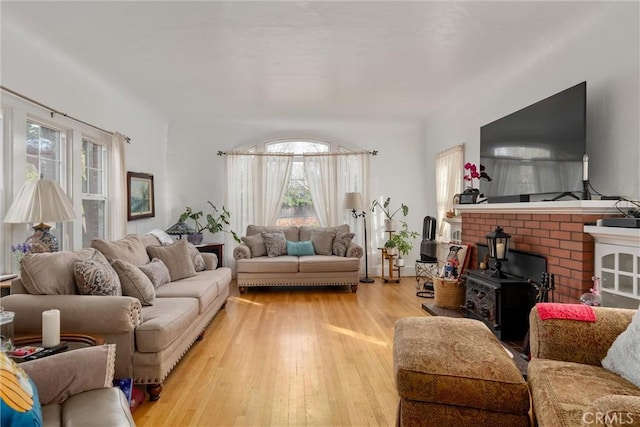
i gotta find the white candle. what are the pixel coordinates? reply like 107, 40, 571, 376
42, 309, 60, 348
496, 243, 506, 259
583, 154, 589, 181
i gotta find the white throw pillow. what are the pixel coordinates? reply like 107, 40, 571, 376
601, 304, 640, 387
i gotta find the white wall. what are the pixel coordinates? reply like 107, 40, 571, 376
167, 118, 427, 272
424, 2, 640, 218
1, 16, 170, 241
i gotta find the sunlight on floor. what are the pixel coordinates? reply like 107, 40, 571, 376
228, 296, 264, 306
324, 323, 389, 347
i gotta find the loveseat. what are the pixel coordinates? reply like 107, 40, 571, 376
528, 305, 640, 426
233, 224, 363, 293
3, 344, 136, 427
0, 234, 231, 401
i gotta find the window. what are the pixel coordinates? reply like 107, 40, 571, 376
82, 139, 106, 247
266, 140, 329, 226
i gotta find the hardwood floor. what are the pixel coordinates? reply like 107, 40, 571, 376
133, 278, 430, 426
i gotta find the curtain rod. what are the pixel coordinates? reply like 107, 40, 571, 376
1, 85, 131, 143
217, 150, 378, 156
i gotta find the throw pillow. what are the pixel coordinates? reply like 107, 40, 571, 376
186, 242, 206, 272
139, 258, 171, 288
332, 232, 355, 257
74, 252, 122, 296
310, 230, 337, 256
241, 234, 267, 258
146, 239, 197, 281
262, 231, 287, 257
0, 352, 42, 426
111, 259, 156, 306
90, 234, 150, 266
601, 304, 640, 387
287, 240, 315, 256
20, 248, 97, 295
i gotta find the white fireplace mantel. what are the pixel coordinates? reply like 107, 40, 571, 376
455, 200, 633, 215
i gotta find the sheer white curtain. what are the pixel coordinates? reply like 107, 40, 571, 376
257, 154, 293, 225
435, 145, 464, 241
108, 132, 127, 239
304, 154, 339, 227
226, 153, 256, 244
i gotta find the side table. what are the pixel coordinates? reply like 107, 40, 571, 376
196, 243, 224, 268
11, 333, 105, 362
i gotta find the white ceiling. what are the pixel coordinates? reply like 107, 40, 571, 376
3, 1, 609, 122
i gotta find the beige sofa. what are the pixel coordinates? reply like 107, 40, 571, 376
233, 224, 363, 294
0, 234, 231, 401
528, 305, 640, 426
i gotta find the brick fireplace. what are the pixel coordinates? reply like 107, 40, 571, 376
457, 201, 626, 303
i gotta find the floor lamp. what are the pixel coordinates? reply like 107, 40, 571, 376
344, 192, 374, 283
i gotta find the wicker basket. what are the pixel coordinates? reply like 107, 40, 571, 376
433, 277, 465, 308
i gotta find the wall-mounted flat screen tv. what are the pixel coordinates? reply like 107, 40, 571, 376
480, 81, 586, 203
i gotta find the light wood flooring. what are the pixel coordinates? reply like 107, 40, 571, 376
133, 278, 430, 427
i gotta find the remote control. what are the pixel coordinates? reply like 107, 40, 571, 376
24, 343, 68, 360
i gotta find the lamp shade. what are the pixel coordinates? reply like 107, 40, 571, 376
344, 192, 364, 211
166, 221, 196, 236
4, 180, 77, 224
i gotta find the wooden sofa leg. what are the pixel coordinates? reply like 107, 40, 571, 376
196, 331, 205, 341
239, 286, 247, 294
147, 383, 163, 401
351, 284, 358, 293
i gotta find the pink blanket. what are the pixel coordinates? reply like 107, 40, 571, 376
537, 303, 597, 322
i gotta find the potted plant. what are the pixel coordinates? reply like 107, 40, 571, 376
179, 201, 240, 245
371, 197, 409, 231
388, 221, 419, 266
384, 239, 398, 257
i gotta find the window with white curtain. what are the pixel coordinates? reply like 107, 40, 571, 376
435, 145, 464, 242
82, 139, 107, 247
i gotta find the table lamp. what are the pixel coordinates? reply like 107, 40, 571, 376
166, 221, 196, 240
4, 179, 77, 252
344, 192, 374, 283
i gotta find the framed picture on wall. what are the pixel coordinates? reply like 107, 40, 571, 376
127, 171, 155, 221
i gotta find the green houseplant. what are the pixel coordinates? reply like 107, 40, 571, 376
179, 201, 240, 245
371, 197, 409, 231
388, 221, 419, 266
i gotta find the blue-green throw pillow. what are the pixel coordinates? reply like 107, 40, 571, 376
287, 240, 315, 256
1, 351, 43, 427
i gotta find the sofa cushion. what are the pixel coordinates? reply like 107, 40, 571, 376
262, 231, 287, 257
146, 239, 197, 282
139, 258, 171, 288
90, 234, 151, 266
332, 232, 355, 257
246, 225, 299, 242
74, 256, 122, 296
236, 256, 300, 274
310, 230, 336, 256
287, 240, 315, 256
528, 358, 640, 426
299, 224, 349, 241
241, 234, 267, 258
111, 259, 155, 306
602, 304, 640, 387
155, 269, 231, 313
61, 387, 134, 427
298, 255, 360, 273
137, 298, 199, 353
20, 248, 97, 295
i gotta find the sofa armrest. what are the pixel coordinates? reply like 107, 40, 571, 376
22, 344, 116, 405
201, 252, 218, 270
234, 244, 252, 260
0, 294, 142, 335
346, 242, 363, 259
529, 305, 635, 366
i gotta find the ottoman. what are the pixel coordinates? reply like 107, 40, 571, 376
393, 317, 531, 427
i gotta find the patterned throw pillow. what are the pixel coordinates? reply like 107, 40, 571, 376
241, 234, 267, 258
0, 352, 42, 427
186, 242, 206, 272
139, 258, 171, 288
74, 252, 122, 296
332, 232, 355, 257
111, 259, 156, 306
261, 231, 287, 257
